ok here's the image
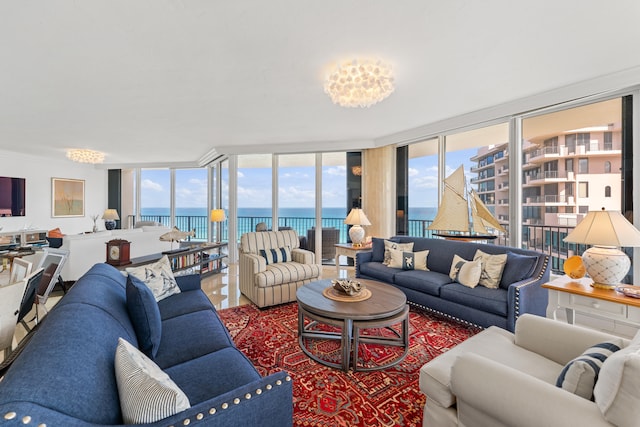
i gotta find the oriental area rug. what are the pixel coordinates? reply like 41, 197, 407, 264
217, 302, 480, 427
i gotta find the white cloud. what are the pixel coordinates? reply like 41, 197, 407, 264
326, 166, 346, 176
408, 167, 419, 177
141, 179, 163, 192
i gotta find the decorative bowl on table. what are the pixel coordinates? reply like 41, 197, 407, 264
331, 279, 363, 296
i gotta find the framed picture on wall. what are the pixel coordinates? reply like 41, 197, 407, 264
52, 178, 85, 217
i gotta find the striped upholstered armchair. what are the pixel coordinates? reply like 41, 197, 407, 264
239, 230, 321, 308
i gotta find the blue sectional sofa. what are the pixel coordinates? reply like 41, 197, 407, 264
0, 263, 292, 427
356, 237, 550, 332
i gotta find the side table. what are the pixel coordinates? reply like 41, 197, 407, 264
543, 275, 640, 329
334, 243, 371, 275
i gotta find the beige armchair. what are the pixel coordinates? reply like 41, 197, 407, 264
420, 314, 635, 427
239, 230, 321, 308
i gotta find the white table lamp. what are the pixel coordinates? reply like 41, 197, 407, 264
344, 208, 371, 247
563, 208, 640, 289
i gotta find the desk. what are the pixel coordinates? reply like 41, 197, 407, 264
543, 275, 640, 328
334, 243, 371, 275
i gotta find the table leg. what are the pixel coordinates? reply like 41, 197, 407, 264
343, 318, 353, 371
335, 248, 340, 275
565, 307, 576, 324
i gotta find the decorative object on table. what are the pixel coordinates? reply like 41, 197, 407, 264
323, 58, 394, 108
428, 165, 506, 241
615, 285, 640, 298
159, 227, 195, 252
563, 208, 640, 289
106, 239, 131, 266
90, 214, 99, 232
331, 279, 363, 296
210, 209, 226, 242
51, 178, 85, 217
563, 255, 586, 279
102, 209, 120, 230
344, 208, 371, 247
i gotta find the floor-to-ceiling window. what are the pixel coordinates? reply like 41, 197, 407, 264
521, 97, 624, 273
237, 154, 273, 237
174, 168, 208, 241
277, 153, 316, 238
407, 138, 439, 237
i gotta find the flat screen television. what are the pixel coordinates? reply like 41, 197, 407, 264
0, 176, 26, 217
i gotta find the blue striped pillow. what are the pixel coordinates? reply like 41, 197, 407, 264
556, 340, 622, 400
260, 246, 292, 265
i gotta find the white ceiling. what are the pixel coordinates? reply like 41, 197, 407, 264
1, 1, 639, 167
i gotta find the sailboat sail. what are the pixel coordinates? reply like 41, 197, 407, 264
428, 166, 506, 236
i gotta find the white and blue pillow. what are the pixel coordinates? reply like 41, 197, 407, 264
260, 246, 292, 265
556, 340, 623, 400
388, 248, 429, 271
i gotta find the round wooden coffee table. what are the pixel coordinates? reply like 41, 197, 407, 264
297, 278, 409, 372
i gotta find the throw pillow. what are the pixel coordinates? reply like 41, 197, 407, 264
388, 248, 429, 271
556, 340, 623, 400
115, 338, 190, 424
126, 275, 162, 358
594, 332, 640, 427
449, 254, 482, 288
473, 250, 508, 289
383, 240, 414, 266
126, 255, 180, 302
499, 252, 538, 289
371, 237, 387, 262
260, 246, 292, 265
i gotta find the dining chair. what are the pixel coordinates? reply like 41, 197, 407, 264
17, 268, 45, 333
0, 279, 29, 359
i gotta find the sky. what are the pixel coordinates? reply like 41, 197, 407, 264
139, 149, 476, 210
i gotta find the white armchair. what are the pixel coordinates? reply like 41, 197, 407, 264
420, 314, 635, 427
239, 230, 321, 308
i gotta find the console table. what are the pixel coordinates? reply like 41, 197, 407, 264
334, 243, 371, 275
543, 275, 640, 328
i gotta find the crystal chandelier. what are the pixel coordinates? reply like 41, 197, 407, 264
324, 59, 394, 108
66, 149, 105, 164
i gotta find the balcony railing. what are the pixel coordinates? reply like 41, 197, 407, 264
128, 214, 632, 279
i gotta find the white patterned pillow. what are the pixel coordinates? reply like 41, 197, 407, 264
449, 255, 482, 288
382, 240, 414, 266
556, 340, 623, 400
594, 332, 640, 426
260, 246, 292, 265
126, 255, 180, 302
473, 250, 508, 289
115, 338, 190, 424
388, 248, 429, 271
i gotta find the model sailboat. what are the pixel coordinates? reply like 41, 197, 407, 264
427, 165, 507, 240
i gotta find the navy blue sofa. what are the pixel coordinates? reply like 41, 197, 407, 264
0, 263, 292, 426
356, 237, 550, 332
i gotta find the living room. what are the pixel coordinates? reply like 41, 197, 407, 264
1, 2, 640, 427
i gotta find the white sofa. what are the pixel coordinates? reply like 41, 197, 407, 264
60, 226, 173, 280
420, 314, 637, 427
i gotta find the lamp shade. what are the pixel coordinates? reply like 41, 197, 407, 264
210, 209, 226, 222
102, 209, 120, 221
563, 209, 640, 247
344, 208, 371, 226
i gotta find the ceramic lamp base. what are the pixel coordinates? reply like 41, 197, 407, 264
349, 225, 365, 246
582, 246, 630, 290
105, 220, 116, 230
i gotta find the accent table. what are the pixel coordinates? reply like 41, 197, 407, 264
334, 243, 371, 275
542, 275, 640, 328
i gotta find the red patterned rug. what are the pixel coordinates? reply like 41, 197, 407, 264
218, 302, 480, 427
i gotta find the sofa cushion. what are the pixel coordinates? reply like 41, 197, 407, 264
473, 249, 507, 289
358, 262, 400, 284
126, 275, 162, 358
388, 249, 429, 271
594, 332, 640, 427
371, 237, 389, 262
440, 283, 508, 316
115, 338, 191, 424
260, 246, 292, 265
158, 289, 214, 321
394, 270, 453, 297
556, 340, 623, 400
166, 347, 262, 405
499, 251, 538, 289
449, 255, 482, 288
383, 240, 414, 265
126, 255, 181, 301
255, 261, 320, 287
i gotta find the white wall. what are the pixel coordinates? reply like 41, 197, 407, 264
0, 149, 108, 235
